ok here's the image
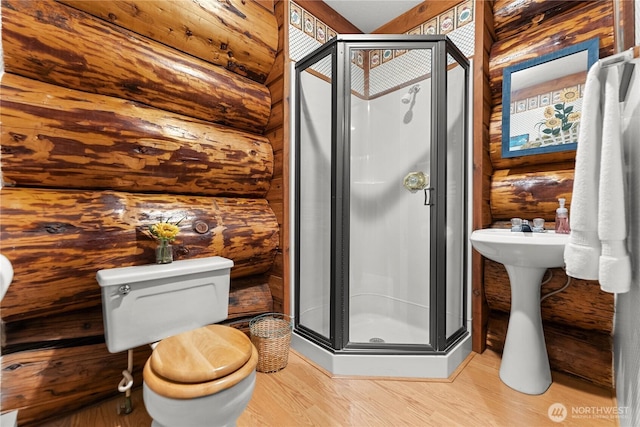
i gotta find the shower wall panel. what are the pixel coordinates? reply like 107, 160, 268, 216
298, 72, 332, 339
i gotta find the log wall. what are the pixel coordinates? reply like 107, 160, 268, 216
2, 74, 273, 196
1, 0, 274, 133
0, 0, 279, 425
58, 0, 278, 83
483, 0, 617, 388
470, 0, 495, 353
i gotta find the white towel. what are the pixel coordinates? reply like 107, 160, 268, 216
564, 63, 632, 293
564, 62, 602, 280
598, 66, 631, 293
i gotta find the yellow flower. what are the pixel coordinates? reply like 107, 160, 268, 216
543, 106, 555, 118
149, 217, 183, 242
545, 118, 561, 128
151, 223, 180, 240
568, 112, 581, 122
560, 88, 579, 103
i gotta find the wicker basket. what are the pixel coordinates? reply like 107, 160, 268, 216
249, 313, 292, 373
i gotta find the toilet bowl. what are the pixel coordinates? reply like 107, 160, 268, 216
143, 325, 258, 427
96, 257, 256, 427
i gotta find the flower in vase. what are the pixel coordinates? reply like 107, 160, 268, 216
149, 217, 183, 243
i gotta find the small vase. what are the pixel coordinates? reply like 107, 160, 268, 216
155, 241, 173, 264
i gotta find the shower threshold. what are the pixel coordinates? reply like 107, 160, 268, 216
290, 332, 472, 379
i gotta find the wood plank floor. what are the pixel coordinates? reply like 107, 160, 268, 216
40, 349, 618, 427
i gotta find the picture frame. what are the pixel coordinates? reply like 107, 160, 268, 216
501, 38, 599, 158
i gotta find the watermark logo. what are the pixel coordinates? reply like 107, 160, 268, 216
548, 403, 567, 423
548, 403, 629, 421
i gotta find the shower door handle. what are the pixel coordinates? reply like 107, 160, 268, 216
403, 171, 428, 193
423, 187, 433, 206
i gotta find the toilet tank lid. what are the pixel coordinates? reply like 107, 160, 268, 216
96, 256, 234, 288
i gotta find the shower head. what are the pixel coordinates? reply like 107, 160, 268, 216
401, 84, 421, 104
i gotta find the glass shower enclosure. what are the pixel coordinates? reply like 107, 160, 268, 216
293, 35, 469, 366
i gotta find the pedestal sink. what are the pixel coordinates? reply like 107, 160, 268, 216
470, 229, 570, 395
0, 254, 18, 427
0, 254, 14, 302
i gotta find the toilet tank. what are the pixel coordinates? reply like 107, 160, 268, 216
96, 256, 233, 353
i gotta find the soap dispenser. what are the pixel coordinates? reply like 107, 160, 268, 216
555, 198, 570, 234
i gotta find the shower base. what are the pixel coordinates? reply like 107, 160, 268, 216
291, 322, 472, 379
349, 312, 429, 345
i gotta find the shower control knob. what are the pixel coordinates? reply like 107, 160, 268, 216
403, 171, 429, 193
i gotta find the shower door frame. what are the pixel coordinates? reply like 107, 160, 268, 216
294, 35, 469, 355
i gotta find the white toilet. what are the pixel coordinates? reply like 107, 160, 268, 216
96, 256, 258, 427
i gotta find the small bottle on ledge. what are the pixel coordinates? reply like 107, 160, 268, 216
555, 198, 571, 234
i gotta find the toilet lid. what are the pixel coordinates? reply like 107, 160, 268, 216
150, 325, 253, 383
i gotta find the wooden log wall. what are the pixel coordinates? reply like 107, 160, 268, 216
484, 0, 617, 388
0, 0, 279, 425
471, 0, 495, 353
2, 74, 273, 196
2, 0, 274, 133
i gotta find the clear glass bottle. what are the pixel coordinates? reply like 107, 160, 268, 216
555, 198, 570, 234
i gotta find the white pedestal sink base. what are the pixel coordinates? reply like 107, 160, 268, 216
500, 265, 551, 395
470, 229, 569, 395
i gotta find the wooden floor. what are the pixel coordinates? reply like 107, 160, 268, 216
41, 349, 618, 427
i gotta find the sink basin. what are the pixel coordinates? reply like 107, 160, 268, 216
470, 229, 569, 268
470, 228, 570, 395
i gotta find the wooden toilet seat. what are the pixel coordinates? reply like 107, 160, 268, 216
143, 325, 258, 399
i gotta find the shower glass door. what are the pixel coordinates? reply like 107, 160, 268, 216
347, 46, 433, 347
294, 36, 468, 354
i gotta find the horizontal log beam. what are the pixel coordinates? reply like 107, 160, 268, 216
490, 165, 574, 221
1, 0, 271, 133
1, 343, 152, 426
227, 277, 274, 320
58, 0, 278, 83
1, 73, 273, 197
493, 0, 588, 41
2, 308, 104, 352
0, 188, 279, 322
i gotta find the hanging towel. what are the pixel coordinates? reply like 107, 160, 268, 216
564, 63, 632, 293
564, 62, 603, 280
597, 66, 631, 293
